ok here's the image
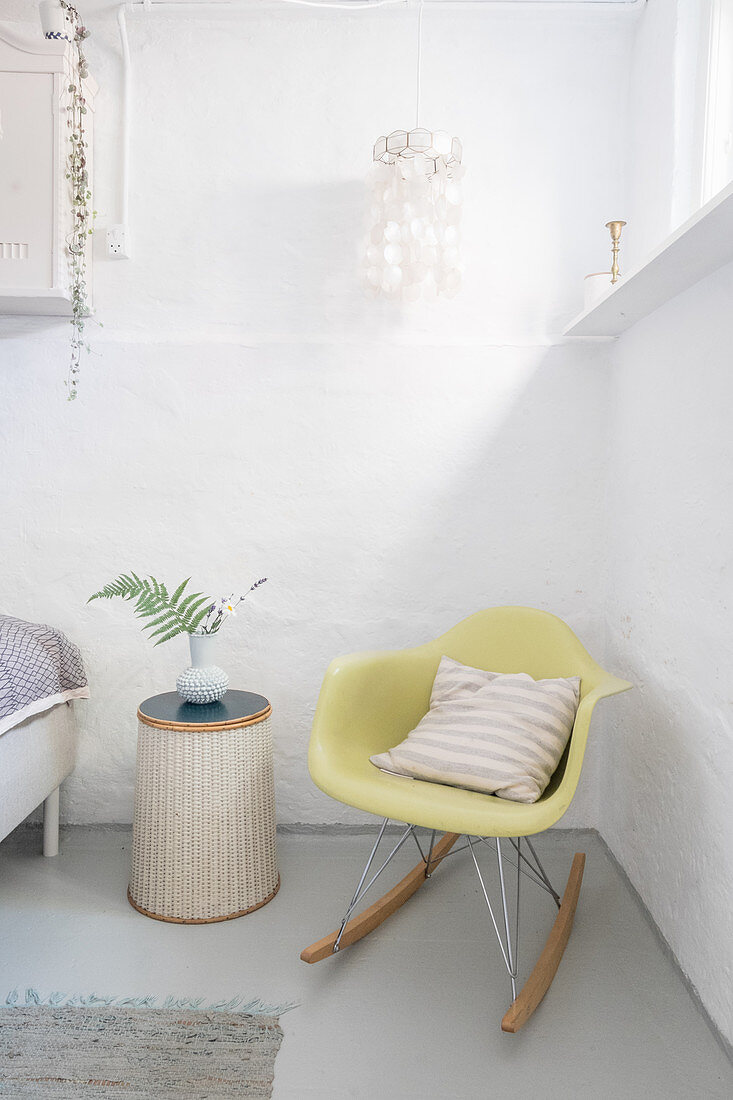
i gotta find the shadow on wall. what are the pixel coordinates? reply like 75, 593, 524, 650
247, 340, 611, 824
100, 175, 567, 342
0, 330, 610, 826
125, 179, 413, 337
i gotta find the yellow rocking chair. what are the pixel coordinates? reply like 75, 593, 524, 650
300, 607, 631, 1032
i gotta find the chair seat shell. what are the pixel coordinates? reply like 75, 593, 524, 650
308, 607, 631, 838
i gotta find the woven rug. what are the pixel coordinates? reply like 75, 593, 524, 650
0, 993, 288, 1099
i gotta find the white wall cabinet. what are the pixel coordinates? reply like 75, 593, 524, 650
0, 23, 94, 315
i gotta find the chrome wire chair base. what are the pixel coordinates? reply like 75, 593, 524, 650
302, 819, 585, 1032
332, 819, 413, 951
332, 819, 561, 1003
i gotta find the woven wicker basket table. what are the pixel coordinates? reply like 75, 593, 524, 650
128, 690, 279, 924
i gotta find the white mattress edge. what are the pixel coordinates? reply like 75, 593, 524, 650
0, 687, 90, 738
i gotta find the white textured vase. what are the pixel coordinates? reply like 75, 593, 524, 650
176, 633, 229, 704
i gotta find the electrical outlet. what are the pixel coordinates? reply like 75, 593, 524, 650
106, 225, 130, 259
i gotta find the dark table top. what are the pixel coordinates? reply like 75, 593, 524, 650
139, 690, 270, 727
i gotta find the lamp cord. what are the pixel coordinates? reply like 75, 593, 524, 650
416, 0, 424, 129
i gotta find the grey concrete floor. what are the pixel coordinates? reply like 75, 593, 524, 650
0, 826, 731, 1099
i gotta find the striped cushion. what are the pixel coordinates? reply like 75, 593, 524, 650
370, 656, 580, 804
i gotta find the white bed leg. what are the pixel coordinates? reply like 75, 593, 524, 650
43, 786, 60, 857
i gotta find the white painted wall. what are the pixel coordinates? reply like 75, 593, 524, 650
0, 1, 630, 826
594, 0, 733, 1048
602, 260, 733, 1047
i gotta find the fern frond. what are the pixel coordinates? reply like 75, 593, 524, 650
177, 591, 206, 617
133, 591, 167, 615
87, 572, 215, 647
187, 603, 212, 634
141, 610, 178, 633
180, 595, 211, 627
153, 624, 186, 647
170, 578, 190, 607
155, 579, 170, 603
147, 618, 182, 641
88, 573, 149, 603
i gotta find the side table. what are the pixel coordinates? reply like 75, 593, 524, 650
128, 690, 279, 923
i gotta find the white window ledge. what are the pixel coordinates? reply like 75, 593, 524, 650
563, 178, 733, 339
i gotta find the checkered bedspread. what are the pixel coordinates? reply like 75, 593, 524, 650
0, 615, 89, 737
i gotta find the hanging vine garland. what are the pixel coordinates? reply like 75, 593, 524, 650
60, 2, 94, 401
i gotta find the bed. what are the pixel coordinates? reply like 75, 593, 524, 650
0, 616, 89, 856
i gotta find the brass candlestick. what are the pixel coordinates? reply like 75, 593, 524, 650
605, 220, 626, 284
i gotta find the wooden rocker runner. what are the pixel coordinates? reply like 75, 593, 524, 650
300, 608, 631, 1031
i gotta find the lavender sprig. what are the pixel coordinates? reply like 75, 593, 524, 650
199, 578, 268, 635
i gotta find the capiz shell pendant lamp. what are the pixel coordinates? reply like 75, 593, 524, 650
363, 1, 464, 301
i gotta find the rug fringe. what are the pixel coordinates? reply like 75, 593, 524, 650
3, 988, 297, 1015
